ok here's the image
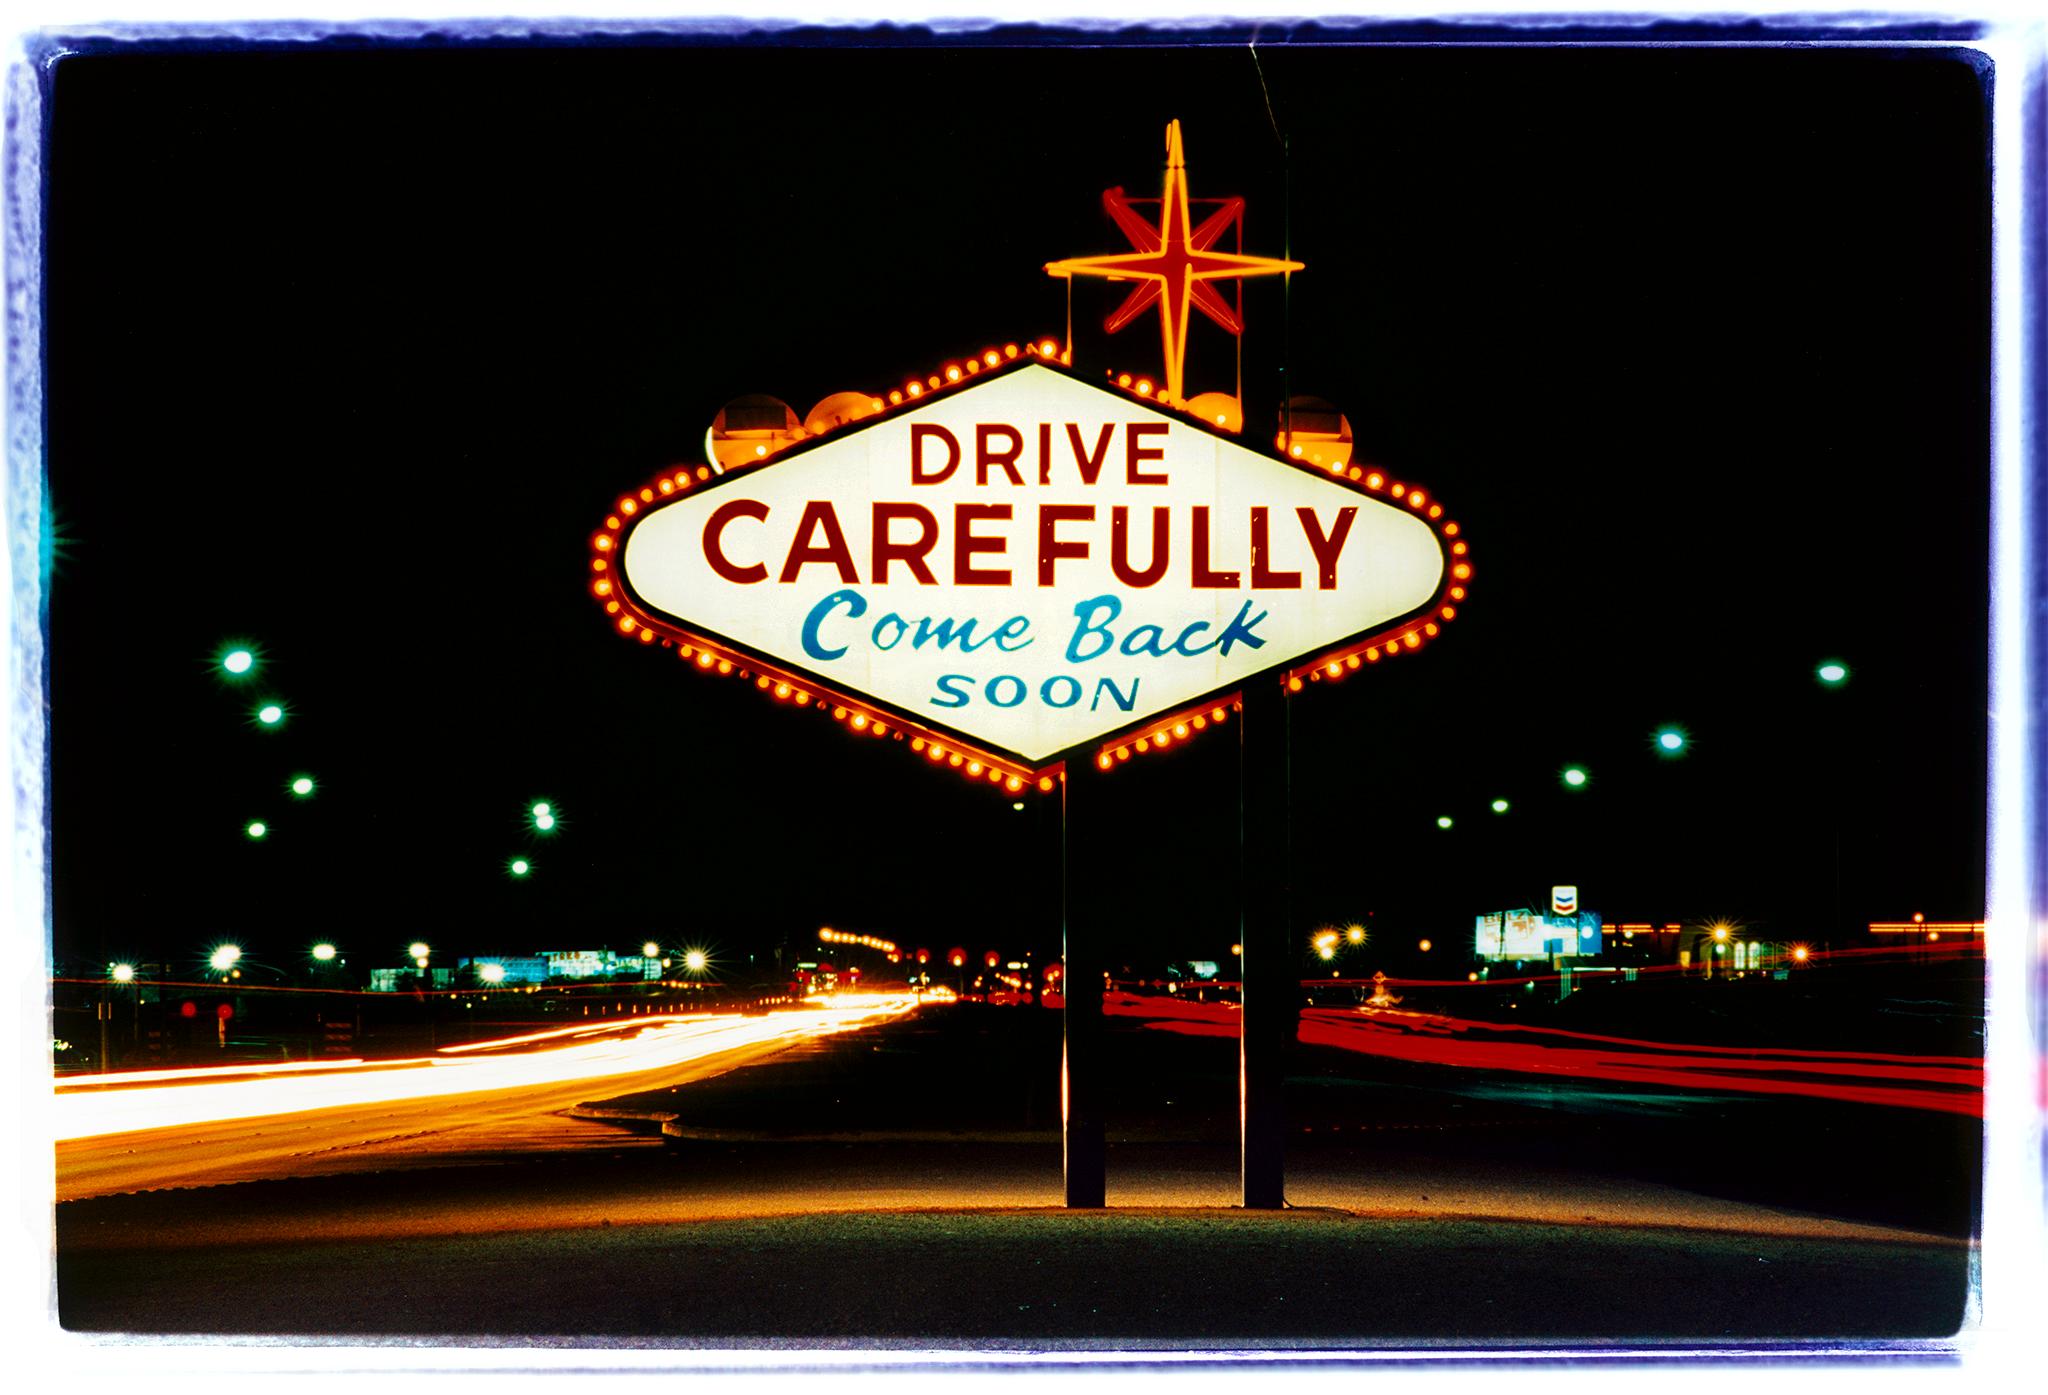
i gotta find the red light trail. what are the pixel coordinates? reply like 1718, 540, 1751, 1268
1106, 993, 1982, 1116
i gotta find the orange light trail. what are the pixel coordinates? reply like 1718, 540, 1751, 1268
52, 996, 919, 1142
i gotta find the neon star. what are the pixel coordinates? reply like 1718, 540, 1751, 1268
1046, 120, 1303, 403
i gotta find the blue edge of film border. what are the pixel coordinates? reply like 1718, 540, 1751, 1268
5, 8, 2039, 1376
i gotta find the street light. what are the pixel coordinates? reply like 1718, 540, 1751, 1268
209, 944, 241, 974
1436, 815, 1453, 829
479, 962, 506, 985
642, 941, 661, 958
311, 942, 337, 962
290, 775, 315, 797
1345, 925, 1365, 944
110, 963, 135, 983
1491, 798, 1510, 814
683, 949, 708, 974
409, 942, 430, 960
256, 703, 284, 726
220, 647, 256, 676
530, 801, 557, 833
509, 858, 530, 876
245, 820, 268, 839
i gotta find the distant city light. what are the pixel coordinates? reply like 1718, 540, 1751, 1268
209, 944, 241, 973
290, 776, 315, 796
409, 942, 430, 960
1418, 939, 1433, 952
509, 858, 530, 876
1562, 767, 1588, 788
1656, 728, 1687, 754
1467, 971, 1479, 982
244, 821, 267, 839
257, 704, 284, 726
221, 648, 255, 676
1436, 815, 1453, 829
1816, 661, 1849, 686
110, 963, 135, 983
1491, 798, 1510, 814
311, 943, 337, 962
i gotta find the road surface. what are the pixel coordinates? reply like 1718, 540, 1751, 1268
54, 998, 917, 1200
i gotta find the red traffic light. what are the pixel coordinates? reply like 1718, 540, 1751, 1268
949, 950, 966, 967
215, 1002, 234, 1020
178, 1000, 197, 1019
984, 951, 1000, 968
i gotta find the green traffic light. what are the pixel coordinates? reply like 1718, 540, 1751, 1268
1491, 798, 1510, 814
290, 775, 315, 796
1816, 661, 1849, 686
509, 858, 531, 877
221, 648, 255, 676
257, 704, 284, 726
1436, 815, 1453, 829
1562, 767, 1588, 789
1655, 727, 1687, 756
245, 820, 267, 839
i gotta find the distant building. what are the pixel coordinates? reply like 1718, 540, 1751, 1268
542, 950, 660, 981
459, 956, 548, 985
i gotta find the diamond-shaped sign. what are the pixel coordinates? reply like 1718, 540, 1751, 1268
597, 355, 1463, 780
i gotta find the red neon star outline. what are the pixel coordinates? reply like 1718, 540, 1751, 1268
1046, 120, 1302, 403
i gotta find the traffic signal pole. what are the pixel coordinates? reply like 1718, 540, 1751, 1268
1239, 677, 1294, 1208
1061, 751, 1107, 1207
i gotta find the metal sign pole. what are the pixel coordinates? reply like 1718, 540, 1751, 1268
1240, 677, 1294, 1208
1062, 752, 1108, 1207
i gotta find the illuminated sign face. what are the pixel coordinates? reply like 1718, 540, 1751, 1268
1551, 885, 1578, 915
1475, 908, 1602, 961
617, 361, 1451, 768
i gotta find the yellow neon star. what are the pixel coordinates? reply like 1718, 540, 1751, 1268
1046, 120, 1303, 403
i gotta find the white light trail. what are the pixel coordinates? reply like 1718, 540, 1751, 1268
52, 997, 918, 1141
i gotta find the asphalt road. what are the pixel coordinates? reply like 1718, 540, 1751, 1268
50, 1002, 1977, 1346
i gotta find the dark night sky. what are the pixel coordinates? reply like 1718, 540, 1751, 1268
43, 39, 1990, 980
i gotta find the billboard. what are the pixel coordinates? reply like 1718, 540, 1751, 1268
603, 358, 1459, 774
1475, 908, 1604, 961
